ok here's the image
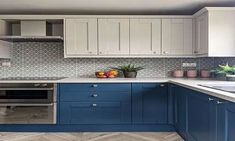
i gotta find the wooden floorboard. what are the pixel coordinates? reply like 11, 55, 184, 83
0, 132, 184, 141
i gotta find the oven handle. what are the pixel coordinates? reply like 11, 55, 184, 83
0, 88, 54, 90
0, 103, 54, 106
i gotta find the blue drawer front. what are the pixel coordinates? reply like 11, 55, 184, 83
60, 102, 131, 124
60, 91, 131, 102
60, 83, 131, 92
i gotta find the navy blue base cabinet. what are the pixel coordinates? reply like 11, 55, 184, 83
171, 85, 188, 139
59, 83, 132, 125
132, 83, 168, 124
1, 82, 235, 136
217, 101, 235, 141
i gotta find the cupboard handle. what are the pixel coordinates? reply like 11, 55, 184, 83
92, 94, 98, 97
89, 51, 92, 54
160, 84, 165, 87
194, 51, 198, 54
163, 51, 168, 54
208, 98, 214, 101
99, 52, 102, 54
92, 104, 97, 107
153, 51, 156, 54
217, 101, 224, 104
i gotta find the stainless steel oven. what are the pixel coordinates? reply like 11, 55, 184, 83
0, 83, 57, 124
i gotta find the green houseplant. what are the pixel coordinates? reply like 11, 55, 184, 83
111, 64, 144, 78
212, 63, 235, 81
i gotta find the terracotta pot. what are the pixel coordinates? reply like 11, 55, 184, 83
173, 70, 184, 78
187, 70, 197, 78
200, 70, 211, 78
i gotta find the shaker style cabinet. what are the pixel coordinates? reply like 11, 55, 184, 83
98, 19, 129, 55
162, 19, 193, 55
187, 91, 217, 141
173, 85, 188, 139
64, 18, 97, 57
195, 13, 208, 55
195, 8, 235, 57
59, 83, 132, 125
132, 83, 168, 124
130, 19, 161, 55
217, 102, 235, 141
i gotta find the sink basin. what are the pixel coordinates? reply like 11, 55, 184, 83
199, 84, 235, 93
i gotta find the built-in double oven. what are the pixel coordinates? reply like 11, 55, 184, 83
0, 83, 57, 124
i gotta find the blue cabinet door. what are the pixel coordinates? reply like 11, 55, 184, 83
217, 101, 235, 141
60, 101, 131, 124
59, 83, 132, 125
132, 83, 168, 124
173, 85, 187, 139
187, 91, 217, 141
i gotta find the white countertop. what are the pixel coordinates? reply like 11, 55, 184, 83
0, 77, 235, 103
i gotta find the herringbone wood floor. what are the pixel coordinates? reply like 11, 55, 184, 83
0, 132, 184, 141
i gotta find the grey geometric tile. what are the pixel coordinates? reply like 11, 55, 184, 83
1, 42, 234, 79
39, 42, 60, 77
165, 58, 182, 77
198, 57, 214, 70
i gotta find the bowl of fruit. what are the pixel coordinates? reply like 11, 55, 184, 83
95, 70, 119, 78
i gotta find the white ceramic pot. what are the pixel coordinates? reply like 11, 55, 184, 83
226, 75, 235, 81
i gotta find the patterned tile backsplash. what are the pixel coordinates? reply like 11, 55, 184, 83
0, 42, 233, 78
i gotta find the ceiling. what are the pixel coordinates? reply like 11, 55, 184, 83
0, 0, 235, 15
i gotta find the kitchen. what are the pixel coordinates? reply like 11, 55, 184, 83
0, 0, 235, 141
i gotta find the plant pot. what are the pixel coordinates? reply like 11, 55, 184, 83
123, 71, 137, 78
226, 75, 235, 81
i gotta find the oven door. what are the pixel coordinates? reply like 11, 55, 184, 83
0, 103, 56, 124
0, 84, 55, 103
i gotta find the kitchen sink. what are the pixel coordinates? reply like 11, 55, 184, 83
199, 84, 235, 93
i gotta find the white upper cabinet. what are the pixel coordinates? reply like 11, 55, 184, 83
195, 13, 208, 55
162, 19, 193, 56
130, 19, 161, 55
194, 8, 235, 57
64, 18, 97, 57
98, 19, 129, 55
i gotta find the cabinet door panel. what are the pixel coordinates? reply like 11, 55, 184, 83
60, 102, 131, 124
174, 86, 187, 138
217, 102, 235, 141
130, 19, 161, 55
195, 13, 208, 55
65, 18, 97, 56
188, 93, 209, 141
132, 83, 168, 124
98, 19, 129, 55
162, 19, 193, 55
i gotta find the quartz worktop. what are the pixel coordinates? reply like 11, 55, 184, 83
0, 77, 235, 103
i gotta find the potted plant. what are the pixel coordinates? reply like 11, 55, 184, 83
212, 63, 235, 81
111, 64, 144, 78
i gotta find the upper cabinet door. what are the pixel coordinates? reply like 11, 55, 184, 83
130, 19, 161, 55
162, 19, 193, 55
98, 19, 129, 55
64, 18, 97, 57
195, 14, 208, 55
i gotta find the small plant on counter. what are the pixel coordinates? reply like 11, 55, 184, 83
212, 63, 235, 81
111, 64, 144, 78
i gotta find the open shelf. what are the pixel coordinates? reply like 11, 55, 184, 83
0, 19, 64, 42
